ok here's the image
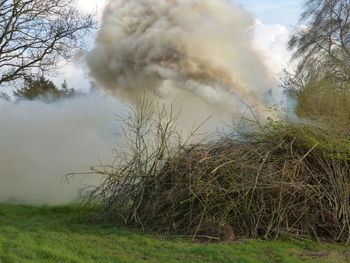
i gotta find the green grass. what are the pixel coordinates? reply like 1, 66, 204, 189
0, 205, 349, 263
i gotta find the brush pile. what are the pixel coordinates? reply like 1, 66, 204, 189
83, 102, 350, 243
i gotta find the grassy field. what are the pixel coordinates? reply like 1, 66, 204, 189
0, 205, 349, 263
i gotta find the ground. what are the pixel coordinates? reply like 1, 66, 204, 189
0, 205, 349, 263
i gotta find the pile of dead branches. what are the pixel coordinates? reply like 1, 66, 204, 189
82, 100, 350, 243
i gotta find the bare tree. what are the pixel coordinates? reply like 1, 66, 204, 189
0, 0, 95, 86
289, 0, 350, 82
0, 91, 10, 101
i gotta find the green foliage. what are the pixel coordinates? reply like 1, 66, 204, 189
13, 76, 74, 102
295, 77, 350, 120
0, 204, 349, 263
282, 62, 350, 136
266, 121, 350, 160
266, 117, 286, 131
285, 0, 350, 124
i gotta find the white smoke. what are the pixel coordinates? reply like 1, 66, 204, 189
86, 0, 275, 123
0, 95, 125, 205
0, 0, 289, 206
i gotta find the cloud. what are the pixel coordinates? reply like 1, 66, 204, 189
76, 0, 107, 17
53, 57, 92, 93
252, 20, 291, 75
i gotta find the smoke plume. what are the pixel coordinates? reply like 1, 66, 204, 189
86, 0, 274, 119
0, 0, 280, 205
87, 0, 272, 118
0, 96, 124, 205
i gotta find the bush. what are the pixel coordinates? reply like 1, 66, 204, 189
294, 77, 350, 131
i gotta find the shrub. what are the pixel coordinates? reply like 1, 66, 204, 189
295, 77, 350, 131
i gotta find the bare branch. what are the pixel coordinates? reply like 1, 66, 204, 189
0, 0, 96, 86
289, 0, 350, 84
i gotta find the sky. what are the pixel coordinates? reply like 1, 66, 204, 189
56, 0, 303, 92
75, 0, 303, 27
236, 0, 302, 27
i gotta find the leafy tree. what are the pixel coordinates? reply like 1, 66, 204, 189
13, 76, 74, 101
0, 0, 95, 86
